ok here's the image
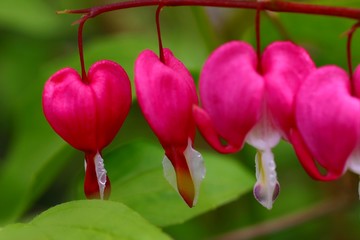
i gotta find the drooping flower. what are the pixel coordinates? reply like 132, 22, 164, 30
193, 41, 315, 209
43, 60, 132, 199
290, 65, 360, 188
135, 48, 205, 207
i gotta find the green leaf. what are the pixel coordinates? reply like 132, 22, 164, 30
0, 29, 78, 225
0, 41, 78, 223
0, 200, 171, 240
0, 124, 75, 225
0, 73, 75, 225
81, 141, 254, 227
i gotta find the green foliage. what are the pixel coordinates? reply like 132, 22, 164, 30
0, 27, 74, 226
0, 200, 171, 240
0, 0, 360, 239
82, 141, 254, 227
0, 0, 63, 37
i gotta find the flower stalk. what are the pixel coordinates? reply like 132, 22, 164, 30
255, 7, 262, 73
156, 5, 165, 63
77, 19, 87, 81
58, 0, 360, 24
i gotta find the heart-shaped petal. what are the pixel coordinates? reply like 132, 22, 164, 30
135, 48, 203, 207
294, 66, 360, 178
198, 41, 264, 148
43, 60, 132, 152
135, 48, 197, 149
193, 105, 239, 153
263, 41, 315, 138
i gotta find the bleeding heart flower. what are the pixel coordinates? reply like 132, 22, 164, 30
135, 48, 205, 207
193, 41, 315, 209
43, 60, 132, 199
290, 65, 360, 187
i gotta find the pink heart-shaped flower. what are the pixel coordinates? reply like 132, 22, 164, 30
135, 49, 197, 149
194, 41, 315, 152
291, 66, 360, 180
43, 60, 132, 199
43, 60, 131, 152
135, 49, 205, 207
196, 41, 264, 151
194, 41, 315, 209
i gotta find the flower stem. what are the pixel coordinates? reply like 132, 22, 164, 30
255, 7, 262, 73
156, 5, 165, 63
58, 1, 360, 23
78, 19, 87, 82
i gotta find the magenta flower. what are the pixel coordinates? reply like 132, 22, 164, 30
43, 60, 132, 199
135, 48, 205, 207
193, 41, 315, 209
290, 65, 360, 186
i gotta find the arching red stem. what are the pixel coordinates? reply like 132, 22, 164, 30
156, 5, 165, 63
78, 20, 87, 82
59, 1, 360, 23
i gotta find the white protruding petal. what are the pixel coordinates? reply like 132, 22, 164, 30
347, 147, 360, 175
253, 149, 280, 209
162, 139, 206, 206
94, 152, 107, 200
184, 139, 206, 206
347, 147, 360, 199
162, 155, 178, 193
246, 107, 281, 151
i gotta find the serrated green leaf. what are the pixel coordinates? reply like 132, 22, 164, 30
0, 200, 171, 240
78, 141, 254, 227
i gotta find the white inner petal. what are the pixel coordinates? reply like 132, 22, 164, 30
246, 106, 281, 151
253, 149, 280, 210
184, 139, 206, 206
163, 155, 178, 193
347, 146, 360, 175
346, 146, 360, 199
162, 139, 206, 206
94, 152, 107, 200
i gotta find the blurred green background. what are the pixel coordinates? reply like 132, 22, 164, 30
0, 0, 360, 239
